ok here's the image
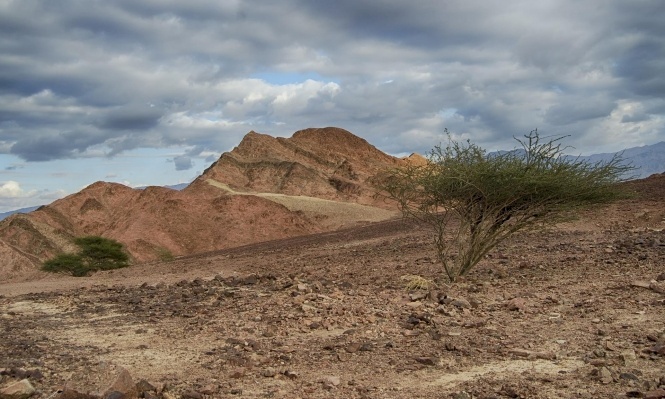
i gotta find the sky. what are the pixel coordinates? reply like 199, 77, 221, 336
1, 1, 664, 212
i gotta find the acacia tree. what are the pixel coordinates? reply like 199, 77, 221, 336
42, 236, 129, 277
378, 130, 632, 282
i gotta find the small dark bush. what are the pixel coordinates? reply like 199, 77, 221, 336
42, 236, 129, 277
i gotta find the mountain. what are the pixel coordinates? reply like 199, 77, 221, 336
579, 141, 665, 178
192, 127, 402, 207
0, 184, 189, 222
0, 127, 403, 282
0, 206, 40, 221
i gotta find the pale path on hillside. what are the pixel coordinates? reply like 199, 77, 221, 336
205, 178, 398, 228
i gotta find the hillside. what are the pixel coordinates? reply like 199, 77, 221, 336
0, 127, 402, 282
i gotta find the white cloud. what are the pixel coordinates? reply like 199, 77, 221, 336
0, 181, 35, 198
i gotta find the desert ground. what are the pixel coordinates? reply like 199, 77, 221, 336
1, 176, 665, 399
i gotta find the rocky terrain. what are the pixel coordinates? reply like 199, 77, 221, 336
0, 127, 405, 282
1, 173, 665, 399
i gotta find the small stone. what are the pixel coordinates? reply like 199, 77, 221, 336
181, 390, 202, 399
451, 298, 471, 309
60, 363, 137, 399
283, 370, 298, 379
451, 391, 472, 399
261, 368, 276, 378
105, 391, 125, 399
135, 380, 156, 394
0, 379, 36, 399
322, 376, 341, 387
622, 350, 638, 366
604, 341, 619, 351
650, 282, 665, 294
648, 343, 665, 356
506, 297, 527, 311
599, 367, 613, 384
645, 389, 665, 399
345, 343, 362, 353
415, 357, 437, 366
620, 372, 639, 381
632, 280, 652, 289
229, 368, 245, 379
199, 385, 219, 395
593, 349, 606, 358
409, 292, 428, 301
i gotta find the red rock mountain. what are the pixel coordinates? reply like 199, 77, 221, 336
0, 127, 406, 282
193, 127, 403, 206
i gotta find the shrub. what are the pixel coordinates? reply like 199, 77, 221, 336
42, 253, 88, 277
42, 236, 129, 277
377, 130, 632, 282
155, 247, 175, 262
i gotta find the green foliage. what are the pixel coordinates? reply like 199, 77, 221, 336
42, 236, 129, 277
42, 253, 88, 277
155, 247, 175, 262
74, 236, 129, 270
378, 130, 632, 282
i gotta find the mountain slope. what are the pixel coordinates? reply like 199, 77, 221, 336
192, 127, 402, 207
0, 127, 404, 282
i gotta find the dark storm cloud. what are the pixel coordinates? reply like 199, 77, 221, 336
545, 98, 617, 126
0, 0, 664, 163
173, 156, 193, 171
10, 131, 107, 162
99, 105, 164, 131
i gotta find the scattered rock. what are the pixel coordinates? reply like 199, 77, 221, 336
506, 297, 527, 311
620, 372, 639, 381
632, 281, 653, 289
645, 389, 665, 399
320, 375, 341, 390
0, 379, 35, 399
345, 343, 362, 353
229, 369, 245, 379
450, 392, 472, 399
261, 368, 276, 378
599, 367, 614, 384
60, 363, 137, 399
181, 390, 202, 399
451, 298, 472, 309
409, 292, 428, 301
283, 370, 298, 379
415, 357, 437, 366
650, 281, 665, 294
134, 380, 156, 395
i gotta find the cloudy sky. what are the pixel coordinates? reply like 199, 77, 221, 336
1, 1, 664, 212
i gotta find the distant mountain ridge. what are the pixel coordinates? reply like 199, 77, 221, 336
0, 183, 189, 222
579, 141, 665, 178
